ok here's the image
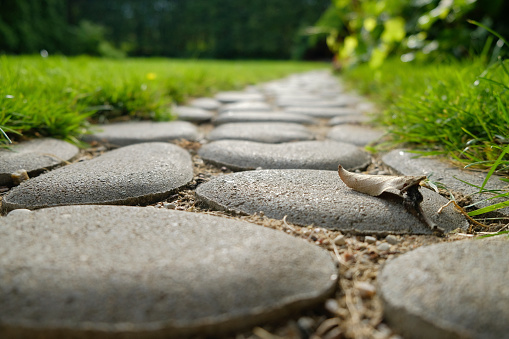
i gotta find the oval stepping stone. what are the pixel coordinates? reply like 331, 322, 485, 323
278, 99, 349, 108
285, 107, 359, 119
196, 169, 468, 234
328, 114, 371, 126
83, 121, 199, 146
1, 142, 192, 212
0, 205, 338, 337
378, 239, 509, 339
382, 149, 509, 217
189, 97, 221, 110
173, 106, 214, 123
207, 123, 314, 143
0, 138, 79, 186
215, 91, 265, 103
219, 101, 271, 113
213, 111, 315, 125
327, 124, 384, 146
199, 140, 370, 171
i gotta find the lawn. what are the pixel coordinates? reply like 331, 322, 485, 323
342, 57, 509, 176
0, 56, 327, 145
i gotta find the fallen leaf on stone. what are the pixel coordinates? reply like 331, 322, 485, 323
338, 164, 444, 234
337, 164, 425, 197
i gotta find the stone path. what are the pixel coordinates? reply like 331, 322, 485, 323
0, 70, 507, 339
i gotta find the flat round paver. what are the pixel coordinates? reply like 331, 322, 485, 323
0, 205, 338, 338
82, 121, 199, 146
327, 124, 384, 146
189, 97, 221, 110
284, 107, 359, 119
196, 169, 468, 234
1, 143, 193, 212
219, 101, 271, 113
198, 140, 370, 171
328, 114, 371, 126
213, 112, 315, 125
207, 123, 314, 143
173, 106, 214, 123
378, 239, 509, 339
278, 99, 349, 108
215, 91, 265, 103
0, 138, 79, 186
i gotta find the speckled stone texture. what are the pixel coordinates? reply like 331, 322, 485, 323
0, 205, 338, 338
213, 112, 316, 125
82, 121, 199, 146
327, 124, 384, 146
1, 143, 193, 213
207, 122, 314, 143
196, 169, 468, 234
198, 140, 370, 171
0, 138, 79, 186
328, 114, 371, 126
382, 149, 509, 217
378, 239, 509, 339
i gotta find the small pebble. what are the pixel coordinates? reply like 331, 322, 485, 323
365, 236, 376, 244
297, 316, 315, 333
324, 298, 340, 314
355, 281, 376, 298
163, 202, 176, 209
11, 169, 29, 185
385, 234, 399, 245
377, 243, 391, 252
333, 234, 346, 246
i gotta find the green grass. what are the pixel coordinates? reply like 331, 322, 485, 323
343, 57, 509, 175
0, 55, 326, 145
343, 57, 509, 220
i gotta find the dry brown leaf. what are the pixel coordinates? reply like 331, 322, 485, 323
337, 165, 426, 197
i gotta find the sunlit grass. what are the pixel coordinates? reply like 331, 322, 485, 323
0, 55, 326, 145
343, 57, 509, 175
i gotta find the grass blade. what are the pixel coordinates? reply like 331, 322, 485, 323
468, 20, 509, 48
468, 200, 509, 216
479, 144, 509, 193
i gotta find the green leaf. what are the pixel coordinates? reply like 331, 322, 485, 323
381, 17, 406, 44
468, 200, 509, 216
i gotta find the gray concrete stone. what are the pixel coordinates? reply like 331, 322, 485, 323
382, 149, 509, 216
83, 121, 199, 146
285, 107, 359, 119
207, 123, 314, 143
189, 97, 221, 110
219, 101, 271, 113
328, 114, 371, 126
327, 124, 384, 146
0, 205, 338, 338
213, 112, 316, 125
278, 99, 349, 108
198, 140, 370, 171
215, 91, 265, 103
0, 138, 79, 186
173, 106, 214, 123
378, 239, 509, 339
196, 169, 468, 234
1, 142, 193, 213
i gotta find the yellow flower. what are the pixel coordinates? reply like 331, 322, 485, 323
146, 72, 157, 80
